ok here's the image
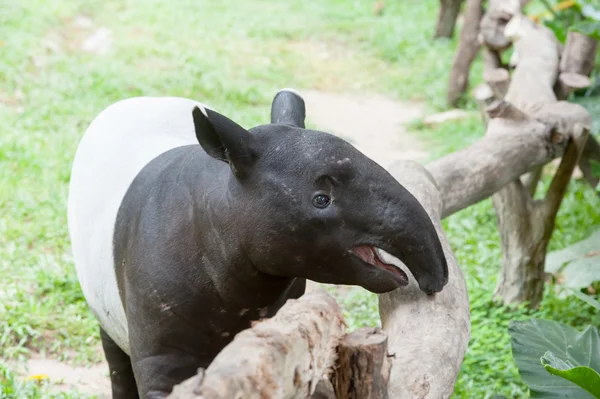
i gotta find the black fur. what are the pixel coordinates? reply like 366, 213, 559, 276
108, 90, 447, 397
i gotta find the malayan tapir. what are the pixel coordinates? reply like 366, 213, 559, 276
67, 88, 448, 398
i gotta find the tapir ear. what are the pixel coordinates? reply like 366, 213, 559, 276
270, 88, 306, 128
192, 106, 255, 176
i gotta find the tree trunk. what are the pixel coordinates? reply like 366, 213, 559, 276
379, 161, 470, 398
487, 15, 592, 307
435, 0, 465, 38
446, 0, 483, 106
493, 125, 589, 307
167, 290, 345, 399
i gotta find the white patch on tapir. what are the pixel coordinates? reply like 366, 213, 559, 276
67, 96, 214, 354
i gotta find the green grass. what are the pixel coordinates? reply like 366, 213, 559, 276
1, 0, 599, 398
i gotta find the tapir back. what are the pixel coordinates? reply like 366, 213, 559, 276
67, 96, 211, 353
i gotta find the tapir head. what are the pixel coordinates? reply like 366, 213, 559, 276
191, 89, 448, 295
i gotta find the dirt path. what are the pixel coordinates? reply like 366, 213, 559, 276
302, 90, 427, 167
18, 90, 426, 397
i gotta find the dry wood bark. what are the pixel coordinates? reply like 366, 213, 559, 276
555, 30, 600, 197
167, 290, 345, 399
493, 124, 589, 306
560, 31, 598, 77
311, 379, 337, 399
425, 101, 586, 218
479, 0, 524, 52
487, 15, 592, 307
379, 161, 470, 399
332, 327, 390, 399
435, 0, 465, 39
484, 68, 510, 99
446, 0, 483, 106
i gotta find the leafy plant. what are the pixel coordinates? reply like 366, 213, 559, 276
545, 229, 600, 290
541, 351, 600, 398
509, 318, 600, 398
540, 0, 600, 41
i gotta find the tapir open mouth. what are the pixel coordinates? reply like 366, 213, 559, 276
351, 245, 409, 285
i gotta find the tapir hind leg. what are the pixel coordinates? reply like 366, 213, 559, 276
100, 327, 139, 399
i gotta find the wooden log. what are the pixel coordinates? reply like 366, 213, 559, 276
579, 135, 600, 197
553, 29, 599, 196
424, 101, 592, 218
489, 15, 592, 307
482, 47, 503, 73
483, 68, 510, 99
332, 327, 390, 399
493, 124, 589, 307
473, 83, 495, 124
479, 0, 524, 51
559, 31, 598, 77
311, 379, 337, 399
167, 290, 346, 399
446, 0, 483, 106
379, 161, 470, 398
435, 0, 465, 39
555, 72, 592, 100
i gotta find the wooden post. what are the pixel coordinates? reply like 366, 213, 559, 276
332, 327, 390, 399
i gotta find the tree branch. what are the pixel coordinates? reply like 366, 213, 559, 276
486, 99, 527, 120
484, 68, 511, 99
543, 124, 590, 221
379, 160, 470, 398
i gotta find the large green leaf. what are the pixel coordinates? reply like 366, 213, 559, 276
571, 20, 600, 40
509, 319, 600, 398
569, 288, 600, 311
545, 229, 600, 289
541, 351, 600, 398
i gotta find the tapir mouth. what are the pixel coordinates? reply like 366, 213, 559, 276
351, 245, 409, 286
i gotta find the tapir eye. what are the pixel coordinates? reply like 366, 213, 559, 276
312, 193, 331, 209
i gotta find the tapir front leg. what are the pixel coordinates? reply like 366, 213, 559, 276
129, 348, 204, 398
126, 302, 212, 398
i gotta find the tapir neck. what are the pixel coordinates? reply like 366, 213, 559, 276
186, 156, 296, 309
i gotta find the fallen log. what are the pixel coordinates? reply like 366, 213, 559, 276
379, 160, 470, 398
167, 290, 345, 399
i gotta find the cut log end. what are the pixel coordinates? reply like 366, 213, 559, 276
555, 72, 593, 101
559, 72, 592, 90
332, 327, 391, 399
